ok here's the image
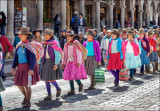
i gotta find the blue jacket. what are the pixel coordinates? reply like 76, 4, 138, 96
12, 47, 36, 70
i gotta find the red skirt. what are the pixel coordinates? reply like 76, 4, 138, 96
15, 63, 40, 86
107, 52, 123, 70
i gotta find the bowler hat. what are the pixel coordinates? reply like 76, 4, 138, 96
33, 29, 42, 35
148, 29, 153, 35
44, 28, 54, 35
139, 28, 144, 34
66, 30, 75, 36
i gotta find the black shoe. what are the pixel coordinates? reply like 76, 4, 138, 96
21, 97, 26, 105
79, 84, 83, 92
68, 90, 75, 95
115, 83, 119, 87
56, 89, 61, 97
88, 86, 94, 90
23, 102, 31, 108
44, 96, 52, 101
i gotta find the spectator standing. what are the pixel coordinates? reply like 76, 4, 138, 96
71, 12, 80, 35
0, 11, 6, 36
53, 14, 61, 38
78, 13, 86, 34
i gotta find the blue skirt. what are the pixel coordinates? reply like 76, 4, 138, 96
140, 50, 150, 65
125, 53, 141, 69
149, 51, 159, 62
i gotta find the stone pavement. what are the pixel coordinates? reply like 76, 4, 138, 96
1, 59, 160, 111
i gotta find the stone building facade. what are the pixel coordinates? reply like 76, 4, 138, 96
0, 0, 160, 42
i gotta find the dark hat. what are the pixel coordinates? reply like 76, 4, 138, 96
130, 27, 135, 32
122, 29, 127, 34
154, 29, 159, 34
66, 30, 75, 36
86, 29, 94, 36
153, 25, 158, 29
139, 28, 144, 34
148, 29, 153, 35
61, 29, 67, 33
18, 27, 32, 35
44, 28, 54, 35
144, 29, 148, 33
112, 29, 119, 35
127, 30, 134, 35
33, 29, 42, 35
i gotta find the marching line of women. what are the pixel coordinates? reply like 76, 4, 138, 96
0, 26, 159, 109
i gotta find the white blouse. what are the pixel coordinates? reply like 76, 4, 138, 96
126, 41, 134, 53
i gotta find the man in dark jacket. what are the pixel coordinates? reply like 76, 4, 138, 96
78, 13, 86, 34
114, 19, 121, 29
0, 11, 6, 36
93, 29, 101, 45
59, 29, 67, 50
71, 12, 80, 35
77, 32, 87, 45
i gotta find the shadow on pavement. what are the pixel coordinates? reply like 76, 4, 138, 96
35, 98, 62, 110
9, 108, 37, 111
84, 89, 105, 96
62, 94, 88, 103
109, 86, 129, 92
130, 80, 144, 85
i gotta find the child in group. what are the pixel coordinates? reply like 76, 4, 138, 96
107, 29, 124, 87
147, 29, 159, 72
0, 52, 5, 111
137, 28, 150, 76
41, 28, 63, 100
32, 29, 43, 74
83, 29, 101, 90
61, 30, 87, 95
11, 27, 43, 108
123, 30, 141, 81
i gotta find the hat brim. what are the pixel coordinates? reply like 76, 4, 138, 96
18, 32, 32, 35
33, 30, 42, 35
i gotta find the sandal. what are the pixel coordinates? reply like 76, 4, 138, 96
88, 86, 94, 90
68, 90, 75, 95
44, 95, 52, 101
56, 89, 61, 97
79, 84, 83, 92
23, 102, 31, 108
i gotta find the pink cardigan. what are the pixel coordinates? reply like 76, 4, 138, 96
123, 41, 140, 60
62, 41, 82, 65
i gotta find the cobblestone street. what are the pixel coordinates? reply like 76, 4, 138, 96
1, 59, 160, 110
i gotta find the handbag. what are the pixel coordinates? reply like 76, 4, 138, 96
94, 68, 105, 83
119, 64, 129, 81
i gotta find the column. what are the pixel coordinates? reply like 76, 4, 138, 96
6, 0, 14, 43
108, 3, 114, 29
60, 0, 66, 30
121, 7, 125, 29
120, 0, 125, 29
95, 0, 100, 33
130, 9, 135, 27
80, 0, 85, 16
139, 10, 143, 28
92, 4, 96, 28
37, 0, 43, 30
146, 13, 150, 28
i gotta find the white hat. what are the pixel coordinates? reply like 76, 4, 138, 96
107, 30, 112, 33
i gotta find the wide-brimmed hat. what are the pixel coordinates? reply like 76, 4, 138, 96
139, 28, 144, 34
107, 30, 112, 33
33, 29, 42, 35
112, 29, 119, 35
127, 30, 134, 35
122, 29, 127, 34
18, 27, 32, 35
86, 29, 94, 36
66, 30, 75, 36
130, 27, 135, 32
44, 28, 54, 35
154, 29, 159, 34
148, 29, 153, 35
61, 29, 67, 33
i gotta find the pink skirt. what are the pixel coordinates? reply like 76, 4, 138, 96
15, 63, 40, 86
63, 62, 87, 80
107, 52, 123, 70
